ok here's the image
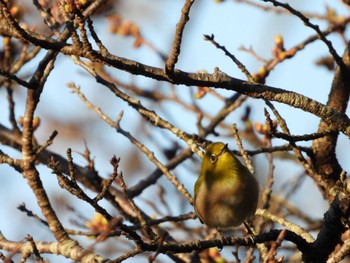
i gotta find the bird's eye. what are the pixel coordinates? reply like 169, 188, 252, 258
210, 154, 217, 164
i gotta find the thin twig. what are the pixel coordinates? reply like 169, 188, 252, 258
265, 229, 287, 263
49, 156, 113, 221
2, 1, 350, 137
264, 101, 334, 198
94, 157, 120, 204
87, 18, 109, 55
117, 166, 158, 242
165, 0, 195, 75
17, 203, 49, 227
273, 128, 338, 142
70, 57, 203, 157
261, 0, 343, 67
204, 34, 255, 82
116, 112, 194, 204
261, 139, 275, 210
26, 235, 45, 263
0, 69, 33, 89
34, 130, 58, 155
232, 124, 255, 174
256, 208, 314, 243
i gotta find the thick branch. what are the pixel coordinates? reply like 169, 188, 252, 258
78, 50, 350, 138
1, 2, 350, 136
0, 232, 107, 262
312, 46, 350, 182
303, 196, 350, 262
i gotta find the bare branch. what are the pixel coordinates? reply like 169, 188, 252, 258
261, 0, 343, 67
165, 0, 195, 75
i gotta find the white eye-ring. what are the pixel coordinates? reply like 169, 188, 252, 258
210, 154, 217, 164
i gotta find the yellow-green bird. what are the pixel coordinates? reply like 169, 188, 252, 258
194, 142, 259, 228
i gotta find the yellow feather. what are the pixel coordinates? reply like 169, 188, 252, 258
194, 142, 259, 228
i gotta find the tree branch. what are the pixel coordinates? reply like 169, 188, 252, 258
312, 45, 350, 183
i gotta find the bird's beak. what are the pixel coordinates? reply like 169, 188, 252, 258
218, 143, 228, 157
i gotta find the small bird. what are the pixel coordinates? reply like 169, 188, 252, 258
194, 142, 259, 228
